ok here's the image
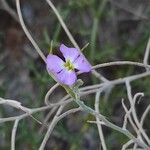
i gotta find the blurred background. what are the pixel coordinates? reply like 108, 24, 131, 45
0, 0, 150, 149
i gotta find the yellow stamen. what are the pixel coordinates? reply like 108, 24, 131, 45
64, 59, 74, 70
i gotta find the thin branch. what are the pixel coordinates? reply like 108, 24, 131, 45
122, 140, 133, 150
127, 148, 147, 150
91, 70, 109, 82
133, 93, 144, 104
126, 81, 150, 146
143, 37, 150, 66
95, 88, 107, 150
87, 120, 105, 125
16, 0, 46, 62
58, 107, 82, 120
80, 83, 104, 91
0, 106, 50, 123
81, 43, 89, 51
45, 83, 60, 105
0, 98, 30, 112
121, 99, 139, 133
11, 119, 20, 150
133, 144, 138, 150
92, 61, 150, 70
39, 106, 64, 150
81, 70, 150, 91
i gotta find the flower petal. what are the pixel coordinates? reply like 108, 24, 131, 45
56, 69, 77, 85
60, 44, 79, 62
73, 54, 92, 72
46, 54, 64, 73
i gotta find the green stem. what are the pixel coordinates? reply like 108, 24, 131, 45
75, 99, 149, 149
65, 85, 149, 149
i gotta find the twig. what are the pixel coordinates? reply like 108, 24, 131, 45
11, 119, 20, 150
39, 106, 64, 150
95, 88, 107, 150
16, 0, 46, 62
91, 70, 109, 82
133, 144, 138, 150
92, 61, 150, 70
87, 120, 105, 125
125, 81, 150, 146
58, 107, 82, 120
0, 106, 50, 123
45, 83, 59, 105
39, 106, 82, 149
81, 43, 89, 51
122, 140, 133, 150
121, 99, 139, 133
143, 38, 150, 66
80, 83, 104, 91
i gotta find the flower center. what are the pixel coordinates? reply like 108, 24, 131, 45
64, 59, 74, 70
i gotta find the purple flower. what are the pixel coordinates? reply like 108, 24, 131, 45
46, 44, 92, 86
